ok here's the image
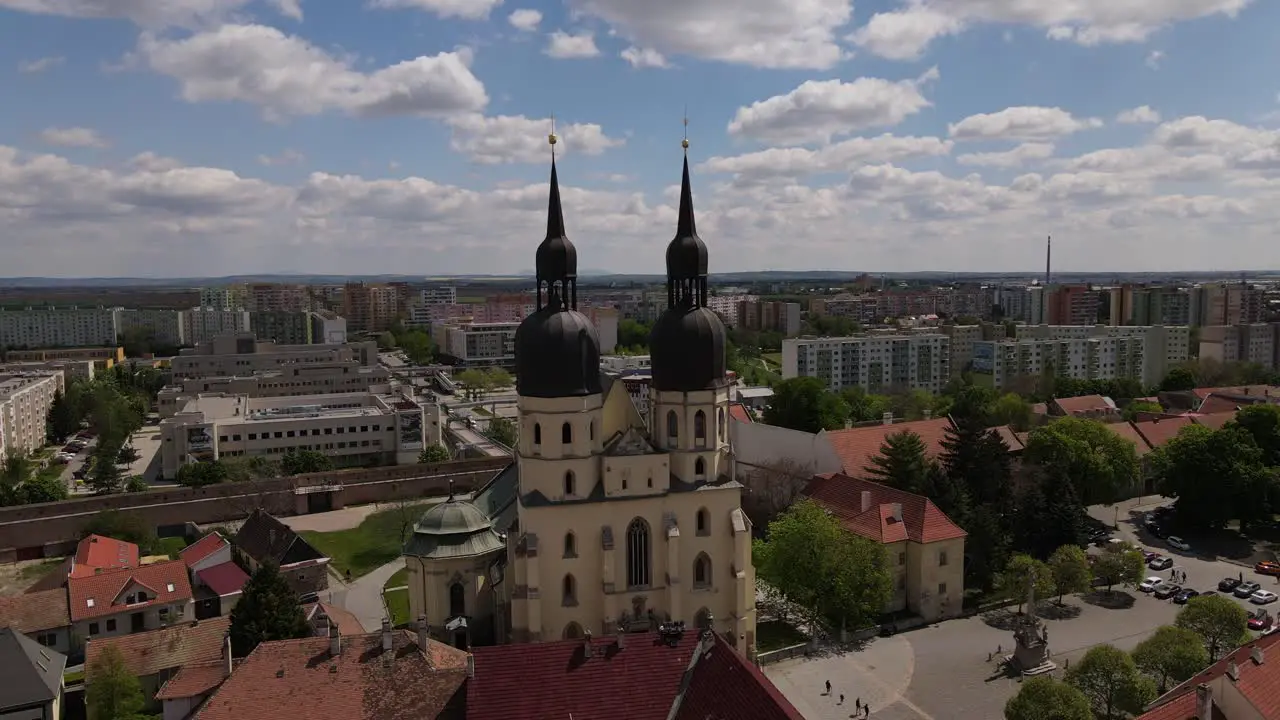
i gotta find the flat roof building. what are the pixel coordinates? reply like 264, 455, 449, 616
157, 363, 393, 418
0, 370, 64, 458
171, 335, 376, 380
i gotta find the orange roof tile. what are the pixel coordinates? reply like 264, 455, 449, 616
155, 660, 232, 701
728, 403, 753, 423
68, 559, 192, 622
71, 535, 140, 578
1192, 412, 1236, 430
824, 417, 954, 477
304, 602, 364, 636
1133, 416, 1195, 450
86, 617, 230, 679
1105, 422, 1153, 457
194, 631, 469, 720
991, 425, 1024, 451
1139, 632, 1280, 719
1051, 395, 1117, 416
806, 473, 966, 545
180, 532, 228, 567
0, 588, 70, 632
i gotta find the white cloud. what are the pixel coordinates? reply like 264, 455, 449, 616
508, 8, 542, 31
620, 47, 669, 68
545, 30, 601, 58
18, 56, 64, 73
369, 0, 503, 21
446, 114, 625, 164
0, 0, 302, 27
257, 149, 306, 166
563, 0, 852, 69
956, 142, 1055, 167
1146, 50, 1165, 69
949, 106, 1103, 141
701, 134, 953, 181
138, 24, 488, 120
1116, 106, 1161, 124
38, 127, 108, 148
727, 69, 939, 145
846, 8, 964, 61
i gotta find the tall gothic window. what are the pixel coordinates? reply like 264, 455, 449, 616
696, 508, 709, 535
718, 408, 725, 440
449, 582, 466, 617
694, 410, 706, 446
564, 532, 576, 558
626, 518, 651, 588
533, 423, 542, 445
562, 422, 573, 445
562, 574, 577, 606
564, 470, 576, 496
693, 553, 711, 588
666, 410, 679, 442
695, 457, 706, 478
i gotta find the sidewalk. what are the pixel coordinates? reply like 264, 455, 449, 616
334, 558, 404, 633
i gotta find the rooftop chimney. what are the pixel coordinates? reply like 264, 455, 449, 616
882, 412, 894, 425
466, 654, 475, 678
223, 633, 233, 677
1252, 645, 1265, 665
328, 621, 341, 657
416, 615, 429, 651
615, 623, 626, 650
1228, 660, 1240, 681
583, 630, 593, 658
1197, 683, 1211, 719
861, 490, 872, 513
381, 618, 393, 653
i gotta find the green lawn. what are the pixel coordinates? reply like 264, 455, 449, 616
385, 567, 408, 589
383, 587, 410, 627
19, 557, 65, 582
756, 620, 808, 652
300, 502, 437, 579
762, 352, 783, 366
63, 669, 85, 685
153, 536, 187, 559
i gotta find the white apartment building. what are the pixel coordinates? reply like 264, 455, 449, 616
0, 307, 120, 349
159, 390, 427, 479
1012, 324, 1190, 387
1200, 324, 1280, 369
418, 286, 458, 305
309, 311, 347, 345
600, 355, 652, 373
117, 308, 185, 346
707, 294, 755, 327
0, 371, 64, 457
199, 286, 246, 310
171, 335, 377, 380
157, 363, 393, 417
181, 309, 251, 347
782, 334, 951, 393
939, 325, 985, 378
995, 286, 1033, 323
972, 336, 1146, 391
432, 321, 518, 368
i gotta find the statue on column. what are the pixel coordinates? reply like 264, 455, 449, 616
1009, 570, 1056, 676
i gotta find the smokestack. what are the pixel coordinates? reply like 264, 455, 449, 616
1045, 235, 1052, 286
381, 618, 393, 652
416, 616, 429, 651
328, 622, 341, 657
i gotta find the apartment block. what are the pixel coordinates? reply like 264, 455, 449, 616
341, 283, 401, 333
159, 391, 428, 479
247, 284, 311, 313
736, 300, 802, 336
250, 311, 312, 345
706, 294, 754, 327
170, 335, 377, 380
199, 286, 246, 310
1045, 284, 1101, 325
0, 359, 94, 382
309, 311, 347, 344
939, 325, 987, 378
418, 286, 458, 305
973, 335, 1146, 391
0, 307, 121, 349
1012, 324, 1190, 387
995, 286, 1034, 323
432, 308, 617, 368
1108, 285, 1193, 327
1200, 323, 1280, 369
116, 308, 185, 347
0, 371, 64, 457
2, 346, 123, 372
1192, 283, 1265, 327
782, 334, 950, 393
181, 309, 251, 347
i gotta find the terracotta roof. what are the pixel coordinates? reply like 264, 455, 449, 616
1105, 422, 1153, 457
1133, 416, 1195, 450
68, 559, 193, 622
673, 632, 805, 720
155, 660, 232, 701
1192, 412, 1236, 431
991, 425, 1024, 452
1197, 394, 1249, 416
86, 616, 230, 679
1051, 395, 1117, 416
0, 588, 70, 632
728, 403, 753, 423
181, 533, 229, 567
1139, 631, 1280, 719
824, 417, 954, 477
194, 631, 469, 720
71, 534, 140, 578
805, 473, 966, 545
196, 562, 249, 597
305, 602, 364, 636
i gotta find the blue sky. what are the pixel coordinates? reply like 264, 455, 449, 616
0, 0, 1277, 277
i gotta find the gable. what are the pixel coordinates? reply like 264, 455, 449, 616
604, 427, 661, 457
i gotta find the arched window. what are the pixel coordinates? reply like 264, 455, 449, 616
626, 518, 651, 588
694, 457, 706, 478
562, 574, 577, 606
666, 410, 679, 442
564, 470, 576, 496
564, 531, 577, 557
693, 554, 712, 588
449, 582, 466, 617
562, 422, 573, 445
696, 508, 709, 536
694, 410, 707, 445
563, 622, 583, 640
533, 423, 542, 445
718, 408, 726, 440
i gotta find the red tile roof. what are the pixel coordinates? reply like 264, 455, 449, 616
991, 425, 1024, 452
805, 473, 966, 545
155, 660, 232, 701
825, 417, 954, 477
673, 632, 804, 720
1139, 632, 1280, 720
86, 617, 230, 679
304, 602, 364, 636
728, 403, 753, 423
1051, 395, 1117, 417
0, 588, 70, 632
1105, 422, 1153, 457
196, 562, 249, 597
1192, 412, 1236, 431
1197, 394, 1246, 416
180, 533, 229, 567
71, 535, 140, 578
194, 631, 469, 720
68, 559, 193, 622
1133, 416, 1195, 450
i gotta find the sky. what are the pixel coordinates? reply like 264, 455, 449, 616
1, 0, 1278, 278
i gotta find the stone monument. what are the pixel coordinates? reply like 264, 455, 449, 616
1008, 573, 1057, 675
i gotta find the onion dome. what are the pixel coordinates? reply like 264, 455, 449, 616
650, 305, 727, 391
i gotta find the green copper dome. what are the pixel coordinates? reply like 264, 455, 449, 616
404, 499, 505, 560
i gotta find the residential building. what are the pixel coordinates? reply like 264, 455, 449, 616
939, 324, 986, 378
736, 300, 802, 336
84, 616, 231, 713
419, 286, 459, 305
823, 416, 954, 477
0, 371, 63, 457
806, 473, 966, 622
1049, 395, 1121, 420
995, 285, 1033, 322
706, 293, 754, 326
179, 532, 249, 619
118, 308, 187, 347
0, 307, 121, 349
1043, 284, 1101, 325
432, 321, 518, 368
1109, 285, 1194, 327
67, 558, 194, 641
170, 335, 376, 380
1136, 631, 1280, 720
246, 283, 311, 313
341, 282, 401, 333
1200, 323, 1280, 370
974, 324, 1191, 389
781, 333, 951, 394
250, 311, 312, 345
0, 589, 74, 656
2, 346, 122, 371
199, 286, 246, 311
0, 627, 65, 720
158, 390, 428, 478
232, 510, 330, 595
309, 310, 347, 344
155, 659, 234, 720
1192, 282, 1263, 327
735, 385, 774, 411
157, 362, 391, 417
0, 359, 93, 382
181, 309, 251, 347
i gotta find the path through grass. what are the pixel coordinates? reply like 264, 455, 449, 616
300, 501, 438, 579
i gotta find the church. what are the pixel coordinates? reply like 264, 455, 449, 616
402, 131, 758, 658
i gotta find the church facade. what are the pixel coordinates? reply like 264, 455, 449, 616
403, 136, 757, 657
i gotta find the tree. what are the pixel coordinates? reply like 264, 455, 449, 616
617, 319, 651, 351
1023, 417, 1141, 506
1231, 404, 1280, 467
176, 460, 230, 487
86, 449, 125, 494
17, 473, 68, 504
1047, 545, 1092, 603
864, 430, 930, 493
1152, 424, 1274, 531
990, 393, 1034, 432
1131, 626, 1209, 693
1176, 593, 1250, 662
1065, 644, 1156, 720
484, 367, 513, 390
456, 369, 493, 401
0, 451, 32, 494
484, 416, 518, 448
918, 460, 970, 527
1159, 366, 1197, 392
1091, 542, 1144, 593
739, 457, 813, 528
840, 386, 890, 424
939, 417, 1014, 590
280, 449, 333, 476
376, 331, 397, 350
46, 389, 80, 443
221, 456, 279, 483
81, 510, 158, 553
1004, 675, 1093, 720
997, 554, 1054, 613
1122, 400, 1163, 422
753, 499, 891, 632
418, 444, 451, 464
86, 644, 149, 720
763, 377, 850, 433
229, 562, 312, 656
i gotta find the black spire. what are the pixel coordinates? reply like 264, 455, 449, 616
665, 136, 708, 309
676, 154, 696, 240
546, 158, 567, 243
535, 131, 576, 312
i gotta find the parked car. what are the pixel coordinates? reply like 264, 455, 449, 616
1144, 551, 1162, 562
1256, 561, 1280, 577
1140, 576, 1164, 593
1253, 590, 1279, 605
1173, 588, 1200, 604
1220, 577, 1244, 592
1236, 581, 1263, 599
1167, 536, 1191, 551
1149, 556, 1174, 571
1249, 609, 1274, 630
1154, 583, 1182, 600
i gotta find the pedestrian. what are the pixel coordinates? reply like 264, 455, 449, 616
839, 694, 844, 705
825, 680, 831, 696
855, 698, 861, 711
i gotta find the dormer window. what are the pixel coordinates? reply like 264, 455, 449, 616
166, 583, 175, 592
86, 598, 95, 608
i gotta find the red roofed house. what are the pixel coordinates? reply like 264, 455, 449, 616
1137, 632, 1280, 720
179, 532, 232, 574
1050, 395, 1120, 420
1133, 416, 1196, 452
71, 534, 141, 578
824, 417, 955, 478
0, 587, 73, 656
85, 616, 231, 716
68, 558, 194, 641
806, 473, 967, 622
156, 658, 235, 720
180, 532, 248, 620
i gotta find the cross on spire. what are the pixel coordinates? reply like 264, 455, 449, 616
549, 113, 558, 159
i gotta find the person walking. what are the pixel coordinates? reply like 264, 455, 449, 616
839, 694, 845, 705
825, 680, 831, 696
855, 698, 862, 712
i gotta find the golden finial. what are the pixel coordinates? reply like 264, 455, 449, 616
682, 110, 689, 151
548, 113, 558, 155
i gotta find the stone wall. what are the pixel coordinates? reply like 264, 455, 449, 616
0, 457, 510, 560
